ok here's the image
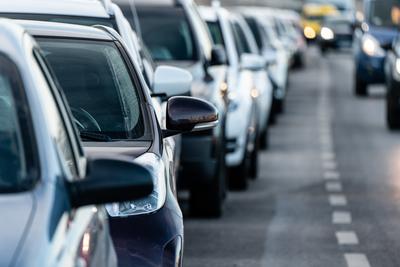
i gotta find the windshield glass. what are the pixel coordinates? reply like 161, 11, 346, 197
0, 58, 37, 193
368, 0, 400, 27
137, 7, 197, 61
38, 38, 146, 140
306, 0, 354, 11
206, 21, 225, 47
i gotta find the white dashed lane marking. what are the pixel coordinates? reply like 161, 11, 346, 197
336, 231, 359, 245
324, 171, 341, 180
329, 194, 348, 206
323, 161, 337, 170
344, 253, 371, 267
325, 181, 343, 192
332, 211, 352, 224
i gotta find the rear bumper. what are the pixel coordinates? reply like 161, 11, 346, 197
178, 131, 220, 188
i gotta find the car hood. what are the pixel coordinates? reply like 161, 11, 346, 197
0, 193, 34, 267
368, 26, 398, 47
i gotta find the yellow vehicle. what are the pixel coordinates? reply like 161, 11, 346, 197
301, 3, 339, 40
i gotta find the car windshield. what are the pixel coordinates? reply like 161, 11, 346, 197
368, 0, 400, 27
206, 21, 225, 47
37, 38, 146, 141
245, 17, 263, 51
306, 0, 354, 11
0, 58, 37, 193
137, 7, 197, 61
0, 13, 117, 29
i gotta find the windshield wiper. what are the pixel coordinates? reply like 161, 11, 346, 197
80, 131, 112, 142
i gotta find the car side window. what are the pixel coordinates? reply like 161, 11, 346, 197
33, 49, 79, 177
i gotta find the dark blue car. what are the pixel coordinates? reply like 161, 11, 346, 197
353, 0, 399, 96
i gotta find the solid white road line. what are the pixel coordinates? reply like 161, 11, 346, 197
336, 231, 359, 245
329, 194, 348, 206
332, 211, 352, 224
324, 171, 341, 180
344, 253, 371, 267
325, 181, 343, 192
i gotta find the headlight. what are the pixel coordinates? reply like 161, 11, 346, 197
106, 154, 166, 217
393, 58, 400, 81
321, 27, 334, 40
304, 26, 316, 39
362, 34, 385, 57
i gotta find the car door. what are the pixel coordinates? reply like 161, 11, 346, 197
33, 49, 117, 267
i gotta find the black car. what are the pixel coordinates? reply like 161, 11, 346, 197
20, 20, 218, 267
0, 20, 154, 267
319, 16, 354, 52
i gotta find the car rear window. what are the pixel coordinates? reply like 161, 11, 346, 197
137, 6, 198, 61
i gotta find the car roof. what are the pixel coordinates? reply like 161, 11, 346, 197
15, 19, 114, 40
134, 0, 192, 7
0, 0, 111, 18
0, 19, 28, 64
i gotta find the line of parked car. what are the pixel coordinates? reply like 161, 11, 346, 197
0, 0, 305, 266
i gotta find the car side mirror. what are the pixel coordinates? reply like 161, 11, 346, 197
152, 66, 192, 97
241, 53, 266, 71
68, 158, 153, 208
209, 45, 227, 66
162, 96, 219, 138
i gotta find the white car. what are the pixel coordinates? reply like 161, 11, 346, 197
0, 0, 187, 183
199, 6, 261, 189
228, 13, 273, 154
237, 8, 291, 115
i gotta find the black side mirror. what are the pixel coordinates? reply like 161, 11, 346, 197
210, 45, 227, 66
68, 158, 153, 208
163, 96, 219, 138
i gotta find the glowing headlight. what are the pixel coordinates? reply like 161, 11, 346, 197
304, 26, 316, 39
362, 34, 385, 57
393, 58, 400, 81
106, 154, 166, 217
321, 27, 334, 40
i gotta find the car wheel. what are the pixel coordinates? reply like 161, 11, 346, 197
259, 126, 269, 150
228, 149, 249, 191
248, 130, 260, 180
387, 91, 400, 130
355, 75, 368, 96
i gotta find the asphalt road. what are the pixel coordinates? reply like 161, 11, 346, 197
182, 47, 400, 267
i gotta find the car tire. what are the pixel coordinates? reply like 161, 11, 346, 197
355, 75, 368, 96
228, 153, 248, 191
248, 130, 260, 180
387, 91, 400, 130
259, 126, 269, 150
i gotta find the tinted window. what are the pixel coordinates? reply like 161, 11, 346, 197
38, 38, 146, 141
245, 17, 263, 50
207, 21, 225, 47
232, 22, 251, 55
137, 7, 197, 61
368, 0, 400, 27
0, 55, 38, 193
